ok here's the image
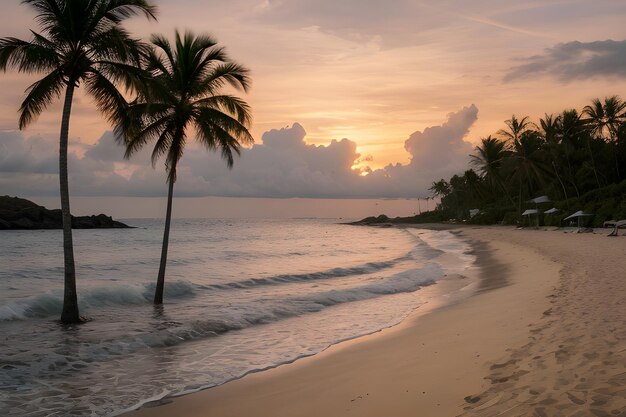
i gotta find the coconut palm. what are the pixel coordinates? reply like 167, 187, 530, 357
583, 96, 626, 179
497, 115, 537, 142
556, 109, 588, 196
118, 31, 253, 305
429, 179, 451, 198
539, 113, 569, 204
469, 136, 513, 204
506, 131, 551, 213
583, 96, 626, 140
0, 0, 156, 323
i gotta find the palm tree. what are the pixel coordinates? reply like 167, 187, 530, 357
583, 96, 626, 140
0, 0, 156, 323
118, 31, 253, 305
429, 179, 451, 198
539, 113, 569, 205
556, 109, 586, 196
506, 131, 551, 214
497, 115, 537, 142
583, 96, 626, 179
469, 135, 514, 204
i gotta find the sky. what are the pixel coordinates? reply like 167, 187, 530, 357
1, 0, 626, 217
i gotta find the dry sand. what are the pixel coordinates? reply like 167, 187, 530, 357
126, 227, 626, 417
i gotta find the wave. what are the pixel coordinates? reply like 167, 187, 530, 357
0, 236, 449, 323
0, 281, 196, 321
12, 263, 444, 361
145, 264, 442, 348
206, 256, 411, 290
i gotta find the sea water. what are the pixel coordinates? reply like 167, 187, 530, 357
0, 219, 475, 416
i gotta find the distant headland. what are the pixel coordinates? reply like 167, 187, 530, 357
0, 196, 132, 230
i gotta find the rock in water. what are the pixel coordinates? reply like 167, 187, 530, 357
0, 196, 132, 230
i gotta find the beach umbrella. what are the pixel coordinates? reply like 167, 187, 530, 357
522, 208, 539, 227
544, 207, 560, 215
528, 195, 551, 204
564, 210, 593, 232
524, 196, 551, 227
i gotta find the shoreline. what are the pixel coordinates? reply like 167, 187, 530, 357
125, 226, 564, 417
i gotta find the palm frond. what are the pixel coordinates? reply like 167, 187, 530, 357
201, 62, 251, 94
95, 60, 148, 94
84, 68, 129, 125
0, 36, 59, 72
105, 0, 157, 22
194, 95, 252, 125
196, 107, 253, 146
18, 68, 65, 128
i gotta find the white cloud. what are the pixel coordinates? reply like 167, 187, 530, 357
0, 105, 478, 198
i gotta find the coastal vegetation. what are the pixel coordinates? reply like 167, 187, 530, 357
0, 0, 156, 323
426, 100, 626, 227
116, 31, 253, 305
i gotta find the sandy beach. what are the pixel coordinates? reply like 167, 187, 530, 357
124, 226, 625, 417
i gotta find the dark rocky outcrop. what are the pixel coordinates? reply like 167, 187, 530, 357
347, 214, 392, 226
0, 196, 132, 230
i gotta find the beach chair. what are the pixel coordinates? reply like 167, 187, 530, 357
607, 219, 626, 237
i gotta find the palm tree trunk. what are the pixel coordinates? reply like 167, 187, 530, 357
612, 140, 621, 180
586, 139, 601, 188
518, 177, 523, 216
496, 178, 516, 207
552, 161, 569, 210
154, 174, 175, 305
59, 83, 81, 324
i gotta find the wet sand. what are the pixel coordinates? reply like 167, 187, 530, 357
125, 227, 625, 417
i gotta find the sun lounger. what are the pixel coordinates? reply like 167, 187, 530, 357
608, 219, 626, 237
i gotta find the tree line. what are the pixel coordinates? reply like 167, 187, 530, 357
429, 98, 626, 225
0, 0, 253, 323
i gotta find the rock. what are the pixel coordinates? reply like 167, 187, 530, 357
464, 395, 481, 403
0, 219, 10, 230
0, 196, 132, 230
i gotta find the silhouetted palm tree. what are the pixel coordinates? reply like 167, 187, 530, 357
506, 131, 550, 213
118, 31, 253, 305
470, 135, 513, 204
497, 115, 536, 142
583, 96, 626, 179
556, 109, 587, 196
539, 113, 569, 204
583, 96, 626, 140
429, 179, 451, 198
0, 0, 156, 323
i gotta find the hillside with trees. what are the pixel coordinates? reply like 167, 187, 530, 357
425, 96, 626, 227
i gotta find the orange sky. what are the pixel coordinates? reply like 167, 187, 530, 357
2, 0, 626, 175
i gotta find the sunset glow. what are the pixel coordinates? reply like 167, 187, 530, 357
1, 0, 626, 205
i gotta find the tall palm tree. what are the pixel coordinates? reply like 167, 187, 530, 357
469, 135, 514, 204
539, 113, 569, 205
0, 0, 156, 323
583, 96, 626, 179
556, 109, 586, 197
497, 115, 537, 143
506, 131, 551, 214
583, 96, 626, 140
118, 31, 253, 305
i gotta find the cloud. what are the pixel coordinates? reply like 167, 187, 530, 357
0, 105, 478, 198
505, 39, 626, 82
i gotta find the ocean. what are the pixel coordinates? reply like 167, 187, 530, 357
0, 219, 475, 416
